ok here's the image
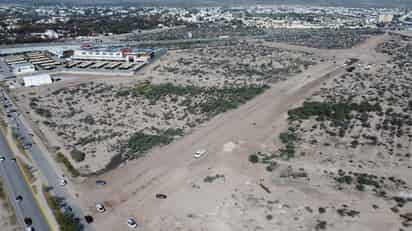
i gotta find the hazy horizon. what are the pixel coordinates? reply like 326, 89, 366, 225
0, 0, 411, 8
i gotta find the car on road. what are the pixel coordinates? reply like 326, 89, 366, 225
16, 195, 23, 202
194, 149, 206, 159
127, 218, 138, 228
24, 217, 32, 226
26, 227, 35, 231
96, 203, 105, 213
59, 179, 67, 186
0, 156, 5, 161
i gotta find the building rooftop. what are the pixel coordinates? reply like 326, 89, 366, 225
80, 45, 154, 53
12, 62, 34, 68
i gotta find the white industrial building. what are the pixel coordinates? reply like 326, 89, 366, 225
23, 74, 52, 87
12, 63, 36, 75
70, 45, 154, 63
72, 49, 124, 61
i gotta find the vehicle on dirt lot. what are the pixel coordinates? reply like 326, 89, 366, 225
96, 180, 106, 186
127, 218, 138, 228
155, 193, 167, 199
194, 149, 206, 159
96, 203, 105, 213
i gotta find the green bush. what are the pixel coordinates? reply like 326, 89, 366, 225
249, 154, 259, 163
81, 115, 95, 125
34, 108, 52, 118
288, 100, 382, 126
127, 132, 172, 155
55, 153, 80, 177
117, 82, 269, 117
70, 149, 85, 162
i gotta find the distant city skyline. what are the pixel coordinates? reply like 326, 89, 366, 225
0, 0, 411, 8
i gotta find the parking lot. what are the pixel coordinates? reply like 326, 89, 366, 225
65, 60, 146, 72
4, 51, 62, 71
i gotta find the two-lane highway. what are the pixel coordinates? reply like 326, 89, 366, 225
0, 130, 50, 231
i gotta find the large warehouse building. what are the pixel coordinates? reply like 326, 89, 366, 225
71, 45, 154, 63
23, 74, 52, 87
12, 63, 36, 75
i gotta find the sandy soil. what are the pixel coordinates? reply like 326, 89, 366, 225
12, 41, 320, 174
64, 35, 399, 231
11, 34, 408, 231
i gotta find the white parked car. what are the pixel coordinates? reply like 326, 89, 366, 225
59, 179, 67, 186
0, 156, 5, 161
194, 149, 206, 159
95, 203, 105, 213
127, 218, 138, 228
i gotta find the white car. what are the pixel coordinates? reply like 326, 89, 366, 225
194, 149, 206, 159
59, 179, 67, 186
0, 156, 5, 161
96, 203, 105, 213
127, 218, 138, 228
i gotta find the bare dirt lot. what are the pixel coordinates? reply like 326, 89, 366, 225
12, 33, 410, 231
58, 35, 406, 231
12, 42, 320, 174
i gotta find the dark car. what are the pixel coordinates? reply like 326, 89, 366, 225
95, 180, 107, 186
24, 217, 32, 226
155, 193, 167, 199
84, 215, 94, 224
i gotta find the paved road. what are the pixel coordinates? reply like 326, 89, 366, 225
0, 129, 50, 231
1, 91, 92, 231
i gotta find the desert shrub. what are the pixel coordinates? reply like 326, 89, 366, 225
117, 82, 269, 117
315, 220, 327, 230
199, 85, 269, 116
249, 153, 259, 163
203, 174, 224, 183
279, 131, 297, 144
70, 149, 85, 162
127, 132, 172, 155
288, 100, 382, 126
81, 115, 95, 125
55, 152, 80, 177
34, 107, 52, 118
335, 175, 353, 184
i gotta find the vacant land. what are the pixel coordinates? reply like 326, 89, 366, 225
265, 29, 384, 49
127, 23, 266, 41
13, 41, 319, 174
68, 34, 408, 231
152, 42, 318, 86
253, 34, 412, 230
12, 33, 403, 231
